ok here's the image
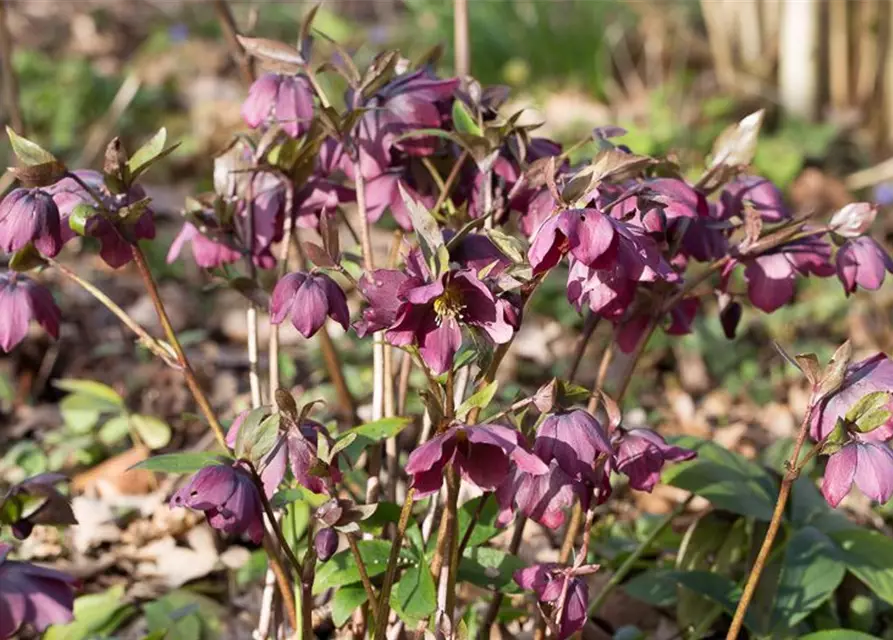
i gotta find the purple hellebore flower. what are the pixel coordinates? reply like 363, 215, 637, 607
352, 68, 459, 179
445, 231, 512, 276
836, 236, 893, 294
355, 268, 413, 338
528, 208, 618, 276
386, 268, 514, 374
364, 165, 437, 230
811, 353, 893, 441
270, 271, 349, 338
405, 423, 548, 498
314, 528, 339, 562
740, 235, 834, 313
721, 175, 788, 222
513, 563, 592, 640
167, 221, 242, 269
535, 409, 613, 485
226, 411, 341, 497
0, 273, 60, 353
822, 420, 893, 507
0, 543, 76, 638
496, 459, 582, 529
83, 208, 156, 269
170, 461, 265, 544
614, 428, 696, 492
242, 73, 315, 139
293, 178, 355, 229
0, 187, 62, 257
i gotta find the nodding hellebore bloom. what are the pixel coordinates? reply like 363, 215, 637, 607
0, 187, 62, 256
835, 236, 893, 295
613, 428, 696, 492
242, 72, 315, 139
0, 543, 77, 638
514, 563, 597, 640
170, 462, 264, 544
226, 410, 341, 497
405, 423, 548, 498
356, 250, 516, 375
270, 271, 350, 338
497, 409, 614, 529
811, 353, 893, 441
0, 272, 61, 353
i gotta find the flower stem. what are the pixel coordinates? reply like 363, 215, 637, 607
47, 258, 179, 369
444, 466, 461, 621
588, 495, 693, 615
726, 402, 816, 640
347, 533, 380, 628
375, 487, 416, 640
130, 246, 229, 450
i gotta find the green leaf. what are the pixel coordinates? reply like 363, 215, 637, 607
54, 379, 124, 409
281, 499, 311, 552
484, 228, 526, 264
143, 589, 223, 640
458, 547, 525, 591
331, 583, 367, 627
68, 204, 98, 236
391, 563, 437, 624
845, 391, 889, 423
314, 540, 413, 594
662, 436, 777, 520
132, 414, 173, 450
98, 414, 132, 445
342, 417, 411, 442
271, 486, 328, 509
234, 407, 280, 463
457, 495, 501, 548
130, 452, 232, 474
7, 126, 58, 166
399, 182, 449, 277
456, 381, 498, 421
673, 571, 759, 633
127, 127, 179, 180
452, 100, 482, 137
831, 529, 893, 605
771, 526, 845, 630
623, 569, 678, 607
60, 394, 103, 434
44, 585, 135, 640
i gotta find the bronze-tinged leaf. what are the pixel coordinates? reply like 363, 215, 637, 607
319, 211, 340, 261
103, 137, 129, 179
709, 109, 765, 169
12, 161, 66, 188
303, 241, 336, 268
589, 147, 654, 183
237, 35, 304, 66
360, 50, 400, 98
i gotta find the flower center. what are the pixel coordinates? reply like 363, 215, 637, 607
433, 285, 465, 320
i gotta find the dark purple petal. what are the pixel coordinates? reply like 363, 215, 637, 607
315, 528, 339, 561
744, 253, 795, 313
419, 315, 462, 375
270, 272, 307, 325
615, 428, 695, 492
0, 188, 62, 256
170, 465, 238, 511
406, 429, 458, 498
456, 441, 511, 491
836, 236, 893, 294
513, 563, 555, 598
558, 578, 589, 640
356, 269, 412, 336
535, 410, 613, 484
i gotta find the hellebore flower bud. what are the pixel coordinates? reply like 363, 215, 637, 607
314, 527, 339, 562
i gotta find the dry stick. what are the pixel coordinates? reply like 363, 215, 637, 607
354, 164, 385, 502
261, 533, 299, 632
443, 466, 462, 623
453, 0, 470, 81
130, 246, 229, 449
0, 0, 23, 134
726, 403, 816, 640
212, 0, 255, 87
245, 178, 263, 407
566, 313, 600, 383
76, 73, 142, 169
47, 259, 179, 369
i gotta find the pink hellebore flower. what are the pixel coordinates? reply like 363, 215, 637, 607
170, 462, 265, 544
836, 236, 893, 294
721, 175, 789, 222
386, 268, 514, 375
270, 271, 349, 338
514, 563, 594, 640
166, 220, 242, 269
226, 410, 341, 497
822, 421, 893, 508
405, 423, 548, 498
614, 428, 696, 492
0, 273, 60, 352
740, 235, 834, 313
0, 543, 76, 638
0, 187, 62, 256
242, 73, 315, 139
811, 353, 893, 441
